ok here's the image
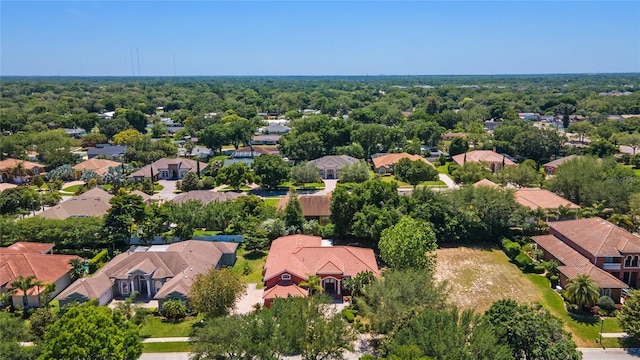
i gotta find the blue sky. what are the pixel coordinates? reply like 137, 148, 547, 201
1, 1, 639, 76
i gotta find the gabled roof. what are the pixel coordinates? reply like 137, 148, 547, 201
543, 155, 579, 169
549, 218, 640, 257
130, 190, 152, 203
56, 241, 238, 302
0, 242, 54, 254
263, 235, 379, 282
87, 144, 126, 157
514, 188, 580, 211
472, 179, 501, 189
311, 155, 360, 170
231, 146, 280, 159
171, 190, 243, 205
452, 150, 516, 166
72, 159, 122, 176
371, 153, 433, 170
129, 158, 207, 178
263, 284, 308, 300
558, 265, 628, 289
38, 187, 113, 220
277, 194, 331, 218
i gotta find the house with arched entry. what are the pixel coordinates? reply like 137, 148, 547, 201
0, 158, 46, 184
262, 235, 379, 307
56, 240, 238, 308
310, 155, 360, 179
451, 150, 516, 173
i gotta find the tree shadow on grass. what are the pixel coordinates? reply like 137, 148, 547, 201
244, 250, 266, 260
620, 336, 640, 350
568, 313, 601, 326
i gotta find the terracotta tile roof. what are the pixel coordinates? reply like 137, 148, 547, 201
532, 234, 628, 289
129, 158, 208, 178
549, 218, 640, 257
277, 194, 332, 218
472, 179, 501, 189
130, 190, 152, 203
0, 243, 77, 294
171, 190, 243, 205
543, 155, 578, 169
72, 159, 121, 176
452, 150, 516, 167
311, 155, 360, 170
0, 183, 18, 191
263, 235, 379, 283
372, 153, 433, 170
38, 187, 113, 219
0, 242, 54, 254
263, 283, 308, 300
514, 188, 580, 210
56, 240, 238, 302
0, 158, 45, 172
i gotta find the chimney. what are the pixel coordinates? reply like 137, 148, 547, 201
492, 147, 496, 153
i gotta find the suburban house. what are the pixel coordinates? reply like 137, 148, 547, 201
171, 190, 243, 205
472, 178, 501, 189
0, 242, 78, 308
262, 234, 379, 306
190, 148, 212, 159
0, 158, 46, 184
87, 144, 127, 159
56, 240, 238, 307
371, 153, 433, 175
532, 218, 639, 303
542, 155, 578, 175
452, 150, 516, 172
38, 187, 113, 220
129, 158, 208, 181
251, 134, 281, 145
277, 194, 332, 225
259, 123, 291, 134
230, 146, 280, 159
72, 158, 121, 180
310, 155, 360, 179
514, 188, 580, 213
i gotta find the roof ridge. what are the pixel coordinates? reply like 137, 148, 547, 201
596, 220, 617, 256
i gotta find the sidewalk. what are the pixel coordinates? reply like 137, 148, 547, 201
601, 332, 630, 338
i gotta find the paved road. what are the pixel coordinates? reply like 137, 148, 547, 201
580, 348, 640, 360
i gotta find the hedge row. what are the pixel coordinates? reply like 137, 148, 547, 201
501, 238, 544, 274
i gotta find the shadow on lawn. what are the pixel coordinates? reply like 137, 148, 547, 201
244, 250, 266, 260
569, 313, 601, 327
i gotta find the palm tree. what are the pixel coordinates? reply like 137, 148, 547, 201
564, 274, 600, 309
10, 162, 26, 182
39, 283, 56, 308
68, 258, 85, 281
608, 214, 634, 232
10, 275, 43, 309
299, 275, 324, 295
556, 204, 575, 220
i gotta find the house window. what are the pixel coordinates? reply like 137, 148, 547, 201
32, 167, 39, 174
601, 288, 612, 297
281, 274, 291, 280
160, 171, 169, 178
604, 257, 614, 263
379, 169, 386, 175
120, 281, 129, 295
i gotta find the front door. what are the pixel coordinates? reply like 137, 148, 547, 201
323, 278, 336, 293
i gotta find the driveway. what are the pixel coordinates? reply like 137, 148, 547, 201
151, 180, 179, 202
313, 179, 337, 196
232, 283, 264, 314
580, 348, 640, 360
438, 173, 458, 189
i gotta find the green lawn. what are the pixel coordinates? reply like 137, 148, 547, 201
62, 184, 84, 193
210, 154, 230, 161
139, 315, 201, 338
263, 197, 282, 208
220, 185, 252, 192
279, 181, 325, 190
436, 162, 451, 174
154, 184, 164, 191
525, 274, 623, 347
143, 342, 191, 353
379, 175, 447, 188
232, 246, 267, 288
192, 229, 220, 236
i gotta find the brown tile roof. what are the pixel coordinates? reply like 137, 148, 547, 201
0, 158, 45, 172
263, 235, 379, 282
0, 244, 77, 294
72, 158, 121, 176
452, 150, 516, 167
372, 153, 433, 170
549, 218, 640, 257
532, 234, 627, 289
130, 190, 152, 203
277, 194, 332, 218
171, 190, 243, 205
0, 183, 18, 191
472, 179, 501, 189
56, 240, 238, 302
263, 283, 308, 300
38, 187, 113, 220
514, 188, 580, 211
543, 155, 578, 169
129, 158, 208, 178
0, 242, 54, 254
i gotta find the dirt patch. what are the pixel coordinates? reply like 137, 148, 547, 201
434, 246, 541, 313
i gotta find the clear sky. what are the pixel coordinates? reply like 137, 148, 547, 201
1, 1, 639, 76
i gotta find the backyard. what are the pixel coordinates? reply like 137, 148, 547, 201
434, 245, 633, 348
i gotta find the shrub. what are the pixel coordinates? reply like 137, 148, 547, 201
515, 252, 534, 271
549, 275, 559, 288
502, 239, 521, 260
201, 176, 216, 189
88, 249, 108, 273
598, 296, 616, 313
342, 309, 355, 323
532, 265, 545, 274
131, 308, 151, 325
161, 299, 187, 322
